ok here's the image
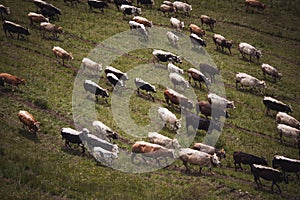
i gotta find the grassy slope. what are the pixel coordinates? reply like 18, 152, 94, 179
0, 0, 299, 199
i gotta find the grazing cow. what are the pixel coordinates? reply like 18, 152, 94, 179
0, 4, 10, 20
167, 63, 183, 74
83, 79, 109, 103
61, 128, 85, 152
235, 72, 255, 88
158, 107, 181, 131
134, 78, 156, 101
34, 0, 61, 20
208, 93, 235, 109
170, 17, 184, 31
82, 57, 102, 74
106, 73, 124, 88
199, 63, 219, 83
104, 66, 128, 81
200, 15, 217, 31
190, 33, 206, 49
121, 5, 141, 17
173, 1, 192, 16
128, 21, 148, 40
193, 142, 226, 160
235, 72, 266, 92
187, 68, 210, 89
133, 16, 153, 27
40, 22, 63, 39
0, 73, 25, 89
3, 21, 31, 39
18, 110, 40, 134
159, 4, 176, 16
196, 100, 229, 119
238, 42, 262, 62
163, 1, 173, 6
272, 155, 300, 179
164, 88, 193, 110
277, 124, 300, 143
276, 112, 300, 130
189, 24, 205, 38
28, 12, 49, 26
92, 146, 118, 165
179, 148, 220, 174
137, 0, 155, 8
131, 141, 175, 165
166, 31, 179, 47
92, 120, 119, 142
263, 96, 292, 115
52, 46, 73, 65
233, 151, 268, 171
245, 0, 266, 12
152, 49, 182, 64
185, 112, 221, 133
250, 164, 288, 194
88, 0, 108, 13
114, 0, 132, 11
261, 63, 282, 82
212, 33, 233, 54
148, 132, 180, 149
169, 72, 189, 89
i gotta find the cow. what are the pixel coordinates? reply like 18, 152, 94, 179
173, 1, 192, 16
104, 66, 128, 81
114, 0, 132, 11
133, 16, 153, 28
134, 78, 156, 101
212, 33, 233, 54
196, 100, 229, 119
169, 72, 189, 89
199, 63, 220, 83
245, 0, 267, 12
152, 49, 182, 64
61, 127, 85, 153
190, 33, 207, 49
18, 110, 40, 134
28, 12, 49, 26
233, 151, 268, 171
106, 73, 124, 88
179, 148, 220, 174
162, 1, 173, 6
238, 42, 262, 62
189, 24, 205, 38
200, 15, 217, 31
235, 72, 255, 88
34, 1, 61, 20
87, 0, 109, 13
235, 72, 266, 93
272, 155, 300, 179
170, 17, 184, 31
187, 68, 210, 89
275, 112, 300, 130
148, 132, 180, 149
263, 96, 292, 115
159, 4, 176, 16
166, 31, 179, 47
120, 5, 141, 17
0, 4, 10, 20
3, 20, 30, 39
40, 22, 63, 39
92, 120, 119, 142
131, 141, 175, 166
164, 88, 193, 110
167, 63, 183, 74
157, 106, 181, 131
92, 146, 118, 165
208, 93, 235, 109
82, 57, 102, 74
52, 46, 73, 65
277, 124, 300, 143
83, 79, 109, 103
128, 21, 148, 40
261, 63, 282, 82
185, 112, 221, 133
250, 164, 288, 194
0, 73, 25, 89
193, 142, 226, 161
137, 0, 155, 8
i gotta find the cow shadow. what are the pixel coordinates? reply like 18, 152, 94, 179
61, 146, 86, 157
18, 129, 40, 143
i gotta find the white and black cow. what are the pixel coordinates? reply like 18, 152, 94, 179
106, 73, 124, 88
190, 33, 207, 49
121, 5, 141, 17
61, 127, 85, 153
263, 96, 293, 115
114, 0, 132, 11
152, 49, 182, 64
0, 4, 10, 20
128, 20, 148, 40
87, 0, 108, 13
233, 151, 268, 171
185, 112, 221, 133
272, 155, 300, 179
3, 20, 31, 39
104, 66, 128, 81
83, 80, 109, 103
134, 78, 156, 101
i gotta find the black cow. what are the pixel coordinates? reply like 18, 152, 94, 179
134, 78, 156, 101
88, 0, 109, 12
233, 151, 268, 171
137, 0, 154, 8
185, 112, 221, 133
106, 73, 124, 88
0, 4, 10, 20
3, 21, 31, 39
121, 5, 141, 17
34, 0, 61, 20
199, 63, 220, 83
83, 80, 109, 103
263, 96, 293, 115
190, 33, 206, 49
114, 0, 132, 11
152, 49, 182, 64
61, 128, 85, 153
251, 164, 288, 194
272, 155, 300, 179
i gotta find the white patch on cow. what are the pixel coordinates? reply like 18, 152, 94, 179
274, 155, 300, 163
253, 164, 281, 172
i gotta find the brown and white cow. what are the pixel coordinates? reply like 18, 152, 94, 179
200, 15, 216, 31
28, 12, 49, 26
164, 88, 193, 110
52, 46, 73, 65
189, 24, 205, 38
18, 110, 40, 134
0, 73, 25, 89
40, 22, 63, 39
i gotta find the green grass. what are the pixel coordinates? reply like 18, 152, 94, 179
0, 0, 300, 199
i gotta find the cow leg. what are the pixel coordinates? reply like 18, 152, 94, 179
254, 176, 261, 188
239, 163, 243, 171
272, 182, 281, 194
79, 143, 85, 153
136, 88, 140, 95
65, 140, 73, 149
8, 31, 13, 38
182, 161, 190, 172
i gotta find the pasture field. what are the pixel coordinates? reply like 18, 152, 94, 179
0, 0, 299, 199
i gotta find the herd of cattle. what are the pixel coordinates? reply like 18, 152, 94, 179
1, 0, 299, 195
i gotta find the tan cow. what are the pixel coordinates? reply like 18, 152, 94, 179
52, 46, 73, 65
0, 73, 25, 89
18, 110, 40, 134
189, 24, 205, 38
40, 22, 63, 39
28, 12, 49, 25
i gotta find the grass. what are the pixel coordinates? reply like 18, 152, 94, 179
0, 0, 299, 199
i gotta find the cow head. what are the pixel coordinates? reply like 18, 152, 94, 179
18, 78, 26, 85
180, 21, 184, 29
256, 50, 262, 60
33, 121, 41, 133
175, 119, 182, 130
57, 26, 63, 34
286, 105, 293, 113
211, 153, 221, 166
258, 80, 267, 89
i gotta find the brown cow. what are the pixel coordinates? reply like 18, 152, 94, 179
196, 100, 229, 118
0, 73, 25, 89
245, 0, 266, 12
18, 110, 40, 134
189, 24, 205, 38
28, 12, 49, 26
187, 68, 210, 89
133, 16, 153, 27
52, 46, 73, 65
160, 4, 176, 16
200, 15, 216, 31
164, 88, 193, 110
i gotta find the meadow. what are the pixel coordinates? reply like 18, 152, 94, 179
0, 0, 299, 199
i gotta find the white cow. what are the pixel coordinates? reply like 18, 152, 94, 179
207, 93, 235, 109
82, 57, 102, 74
157, 107, 181, 130
169, 72, 189, 89
261, 63, 282, 82
148, 132, 180, 149
173, 1, 192, 16
277, 124, 300, 143
167, 62, 184, 74
166, 31, 179, 47
238, 42, 262, 62
92, 120, 118, 142
170, 17, 184, 30
276, 112, 300, 129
